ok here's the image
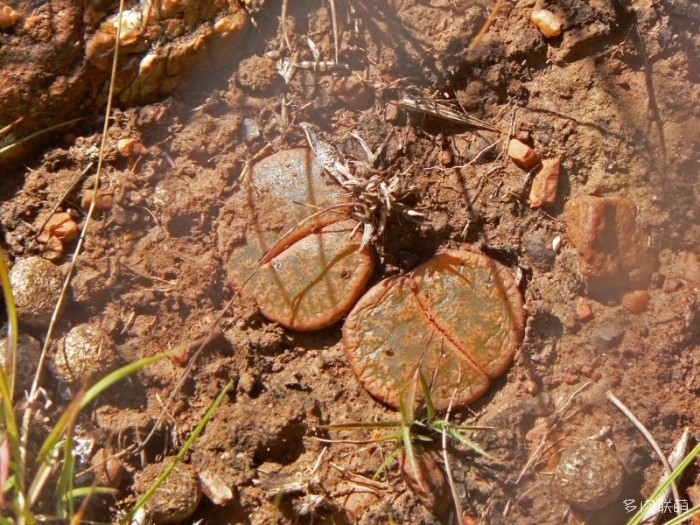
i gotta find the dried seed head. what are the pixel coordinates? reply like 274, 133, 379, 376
300, 122, 422, 245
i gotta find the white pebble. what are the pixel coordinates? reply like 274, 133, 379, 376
531, 9, 563, 38
552, 235, 562, 253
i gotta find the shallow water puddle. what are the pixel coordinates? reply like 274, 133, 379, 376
225, 148, 375, 330
343, 250, 524, 410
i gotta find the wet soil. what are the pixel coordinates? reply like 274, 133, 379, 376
1, 0, 699, 524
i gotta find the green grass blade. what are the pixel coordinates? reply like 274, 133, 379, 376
445, 427, 493, 459
0, 247, 18, 403
29, 391, 84, 507
63, 486, 118, 499
626, 441, 700, 525
120, 380, 233, 524
81, 342, 200, 410
0, 248, 23, 497
55, 412, 79, 518
661, 504, 700, 525
372, 447, 402, 480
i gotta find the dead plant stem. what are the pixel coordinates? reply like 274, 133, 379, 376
606, 390, 681, 516
21, 0, 127, 479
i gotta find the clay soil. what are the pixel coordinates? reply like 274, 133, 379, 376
1, 0, 699, 524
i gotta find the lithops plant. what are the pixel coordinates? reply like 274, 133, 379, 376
218, 148, 375, 331
343, 250, 524, 410
553, 439, 624, 511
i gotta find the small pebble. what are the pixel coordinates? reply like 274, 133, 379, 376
0, 5, 19, 29
385, 100, 400, 122
596, 321, 624, 347
198, 469, 235, 505
400, 448, 450, 518
575, 297, 593, 322
42, 236, 64, 261
507, 139, 541, 171
331, 77, 374, 110
0, 333, 42, 392
117, 138, 148, 157
552, 235, 562, 253
554, 440, 624, 510
621, 290, 649, 314
563, 373, 579, 385
134, 461, 202, 524
440, 149, 453, 166
91, 447, 125, 488
531, 9, 564, 38
52, 323, 116, 384
37, 212, 79, 244
529, 158, 560, 208
9, 256, 64, 328
81, 189, 114, 211
241, 118, 260, 144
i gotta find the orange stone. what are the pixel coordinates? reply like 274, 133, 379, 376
575, 297, 593, 322
37, 212, 79, 244
565, 196, 655, 295
621, 290, 649, 314
531, 9, 564, 38
529, 158, 560, 208
343, 250, 524, 410
508, 139, 541, 171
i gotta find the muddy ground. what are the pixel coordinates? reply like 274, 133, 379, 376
0, 0, 699, 523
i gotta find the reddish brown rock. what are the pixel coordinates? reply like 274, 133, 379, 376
575, 297, 593, 322
565, 196, 654, 295
621, 290, 649, 314
508, 139, 541, 170
529, 158, 560, 208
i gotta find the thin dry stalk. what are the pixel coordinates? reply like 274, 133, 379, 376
441, 389, 464, 523
515, 382, 590, 484
21, 0, 127, 468
469, 0, 504, 50
642, 428, 690, 523
329, 0, 339, 65
280, 0, 292, 54
606, 390, 682, 517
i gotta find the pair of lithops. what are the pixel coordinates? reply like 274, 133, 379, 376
218, 148, 525, 410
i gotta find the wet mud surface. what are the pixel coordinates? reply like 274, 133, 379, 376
0, 0, 699, 523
